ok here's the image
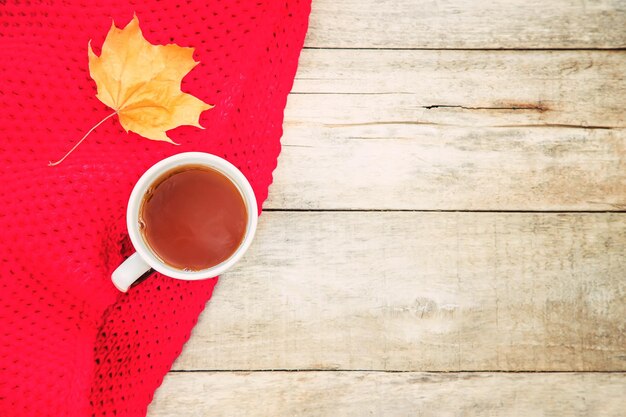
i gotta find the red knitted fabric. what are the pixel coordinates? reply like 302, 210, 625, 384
0, 1, 310, 416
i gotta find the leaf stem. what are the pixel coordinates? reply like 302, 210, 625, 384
48, 111, 118, 166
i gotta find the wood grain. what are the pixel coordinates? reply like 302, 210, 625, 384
149, 372, 626, 416
291, 50, 626, 127
264, 49, 626, 210
305, 0, 626, 49
269, 125, 626, 210
173, 212, 626, 372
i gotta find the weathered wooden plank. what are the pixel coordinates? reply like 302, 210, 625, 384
173, 212, 626, 372
268, 124, 625, 210
305, 0, 626, 49
291, 50, 626, 127
265, 49, 626, 210
148, 372, 626, 417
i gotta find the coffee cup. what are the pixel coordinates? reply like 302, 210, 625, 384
112, 152, 258, 292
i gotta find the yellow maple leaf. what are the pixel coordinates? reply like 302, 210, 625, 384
49, 15, 213, 166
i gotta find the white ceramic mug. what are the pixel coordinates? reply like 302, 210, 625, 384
112, 152, 258, 292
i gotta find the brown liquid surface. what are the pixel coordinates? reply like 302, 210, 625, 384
139, 165, 248, 271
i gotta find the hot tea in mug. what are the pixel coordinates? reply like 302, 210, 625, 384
139, 165, 248, 271
112, 153, 258, 292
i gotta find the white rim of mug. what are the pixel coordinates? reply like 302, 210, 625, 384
126, 152, 258, 280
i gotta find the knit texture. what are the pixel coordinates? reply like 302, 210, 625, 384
0, 1, 310, 416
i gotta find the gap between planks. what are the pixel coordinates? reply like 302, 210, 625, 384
303, 47, 626, 51
168, 369, 626, 374
262, 209, 626, 213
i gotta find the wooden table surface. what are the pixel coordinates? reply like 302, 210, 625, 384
148, 1, 626, 415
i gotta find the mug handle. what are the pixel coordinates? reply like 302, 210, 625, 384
112, 252, 152, 292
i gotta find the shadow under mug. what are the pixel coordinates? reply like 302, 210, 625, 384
112, 152, 258, 292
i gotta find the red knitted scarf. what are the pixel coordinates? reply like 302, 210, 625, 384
0, 1, 310, 415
